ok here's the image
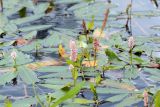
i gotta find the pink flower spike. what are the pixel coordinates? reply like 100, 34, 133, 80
11, 51, 17, 60
93, 38, 100, 50
128, 36, 135, 49
69, 40, 77, 62
69, 40, 76, 50
143, 90, 148, 107
70, 49, 77, 61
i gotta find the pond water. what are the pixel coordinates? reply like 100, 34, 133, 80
0, 0, 160, 107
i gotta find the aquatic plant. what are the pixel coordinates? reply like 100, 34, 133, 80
0, 0, 159, 107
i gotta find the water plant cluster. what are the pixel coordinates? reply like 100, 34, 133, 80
0, 0, 160, 107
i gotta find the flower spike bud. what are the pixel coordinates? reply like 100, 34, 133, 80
128, 36, 135, 49
11, 51, 17, 60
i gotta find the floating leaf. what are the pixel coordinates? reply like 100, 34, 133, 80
18, 66, 39, 84
73, 98, 94, 104
115, 95, 142, 107
124, 65, 139, 79
106, 94, 128, 102
19, 25, 52, 32
11, 14, 45, 25
0, 72, 17, 85
101, 79, 136, 91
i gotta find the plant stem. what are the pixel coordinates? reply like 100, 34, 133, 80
102, 66, 105, 78
73, 79, 76, 87
130, 49, 133, 65
80, 66, 85, 81
35, 43, 39, 57
23, 84, 28, 97
129, 0, 133, 36
100, 9, 109, 36
14, 59, 17, 71
32, 84, 45, 107
94, 49, 97, 67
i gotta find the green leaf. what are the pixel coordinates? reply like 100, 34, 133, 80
36, 66, 68, 73
50, 81, 85, 107
70, 1, 115, 19
97, 87, 130, 94
73, 98, 94, 104
18, 66, 39, 84
39, 83, 66, 91
100, 79, 136, 91
87, 16, 94, 30
61, 83, 72, 92
105, 48, 121, 62
154, 90, 160, 107
95, 74, 102, 85
62, 104, 89, 107
18, 7, 27, 18
124, 65, 139, 79
4, 98, 12, 107
33, 3, 50, 14
0, 95, 5, 101
42, 34, 60, 47
11, 14, 45, 25
12, 95, 45, 107
90, 83, 96, 94
71, 68, 78, 80
103, 65, 124, 71
0, 72, 17, 85
19, 25, 52, 32
115, 95, 142, 107
23, 31, 37, 39
3, 22, 17, 34
105, 94, 128, 102
45, 78, 73, 85
55, 0, 83, 4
